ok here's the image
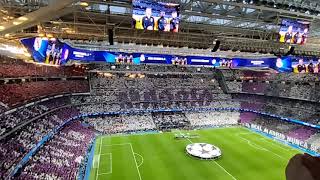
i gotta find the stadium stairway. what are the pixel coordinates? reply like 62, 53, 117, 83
214, 69, 229, 93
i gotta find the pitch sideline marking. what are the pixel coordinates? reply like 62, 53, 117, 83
237, 131, 294, 152
235, 132, 253, 136
177, 130, 238, 180
110, 153, 113, 174
242, 128, 301, 154
95, 142, 142, 180
258, 138, 294, 152
239, 137, 269, 151
134, 153, 144, 168
212, 161, 237, 180
95, 138, 103, 180
92, 154, 99, 169
239, 136, 286, 160
238, 130, 298, 154
130, 143, 143, 180
96, 143, 131, 146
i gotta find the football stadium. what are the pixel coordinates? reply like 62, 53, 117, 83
0, 0, 320, 180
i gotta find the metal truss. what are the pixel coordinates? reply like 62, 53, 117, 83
0, 0, 320, 55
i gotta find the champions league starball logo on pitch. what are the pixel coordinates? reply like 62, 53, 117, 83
186, 143, 222, 160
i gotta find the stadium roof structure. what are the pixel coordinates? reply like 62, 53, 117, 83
0, 0, 320, 56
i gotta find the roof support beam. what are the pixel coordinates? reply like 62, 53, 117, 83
0, 0, 76, 35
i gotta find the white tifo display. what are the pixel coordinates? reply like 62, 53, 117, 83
186, 143, 222, 160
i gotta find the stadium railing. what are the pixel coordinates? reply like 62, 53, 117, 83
78, 138, 96, 180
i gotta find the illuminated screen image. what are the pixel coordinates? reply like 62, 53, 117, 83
279, 19, 310, 45
21, 37, 69, 65
292, 58, 320, 74
45, 38, 67, 65
132, 0, 180, 32
171, 56, 187, 65
115, 53, 134, 64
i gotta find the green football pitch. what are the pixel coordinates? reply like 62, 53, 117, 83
89, 127, 301, 180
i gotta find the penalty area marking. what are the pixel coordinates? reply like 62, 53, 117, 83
134, 153, 144, 168
237, 130, 295, 152
130, 143, 143, 180
97, 153, 112, 175
239, 137, 269, 151
95, 141, 142, 180
177, 130, 238, 180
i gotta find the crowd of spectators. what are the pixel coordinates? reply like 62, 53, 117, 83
90, 73, 222, 95
0, 104, 48, 136
0, 102, 8, 114
225, 80, 319, 101
75, 99, 241, 116
18, 121, 95, 180
80, 110, 240, 133
222, 69, 320, 102
0, 80, 89, 107
0, 107, 79, 178
152, 112, 189, 130
232, 94, 320, 125
1, 62, 320, 179
0, 58, 87, 78
88, 72, 228, 111
220, 69, 320, 82
91, 63, 215, 74
186, 111, 239, 128
0, 97, 72, 137
242, 114, 320, 153
77, 103, 122, 114
307, 134, 320, 153
82, 114, 156, 134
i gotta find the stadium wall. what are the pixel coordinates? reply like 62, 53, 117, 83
244, 124, 320, 156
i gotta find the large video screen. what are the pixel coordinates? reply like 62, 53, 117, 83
21, 37, 69, 65
279, 19, 310, 45
45, 38, 68, 65
132, 0, 180, 32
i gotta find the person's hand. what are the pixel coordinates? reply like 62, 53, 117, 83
302, 153, 320, 180
286, 153, 320, 180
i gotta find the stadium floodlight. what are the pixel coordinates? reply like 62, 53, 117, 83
12, 21, 22, 25
79, 2, 89, 7
18, 17, 28, 21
